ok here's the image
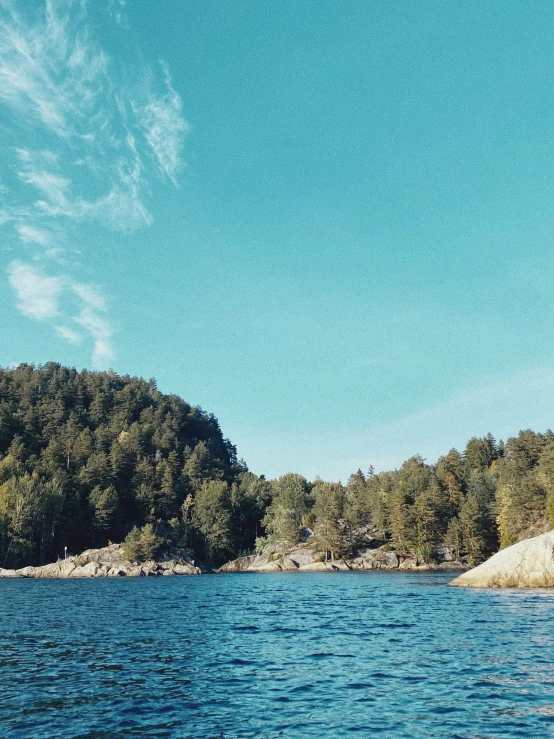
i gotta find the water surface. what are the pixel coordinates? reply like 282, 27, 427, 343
1, 571, 554, 738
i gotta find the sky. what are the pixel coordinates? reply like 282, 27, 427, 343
1, 0, 554, 481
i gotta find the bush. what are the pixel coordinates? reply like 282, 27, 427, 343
123, 524, 163, 562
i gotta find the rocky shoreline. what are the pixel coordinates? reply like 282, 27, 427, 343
220, 540, 468, 573
0, 544, 209, 579
0, 538, 470, 580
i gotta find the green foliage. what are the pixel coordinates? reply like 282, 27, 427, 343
123, 523, 163, 562
0, 363, 236, 567
262, 473, 309, 547
1, 362, 553, 570
313, 482, 347, 560
193, 480, 233, 560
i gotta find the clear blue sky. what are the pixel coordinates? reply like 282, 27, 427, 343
1, 0, 554, 480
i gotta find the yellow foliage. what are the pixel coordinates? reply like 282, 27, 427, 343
496, 483, 515, 549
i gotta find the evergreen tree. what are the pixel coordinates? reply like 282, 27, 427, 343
262, 473, 309, 547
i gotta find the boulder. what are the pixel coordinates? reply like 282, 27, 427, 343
298, 562, 329, 571
281, 558, 299, 570
16, 566, 36, 577
70, 562, 100, 578
254, 561, 283, 572
107, 565, 129, 577
77, 544, 125, 565
33, 560, 76, 578
0, 567, 19, 578
449, 531, 554, 588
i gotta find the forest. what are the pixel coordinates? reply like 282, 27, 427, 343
0, 363, 553, 569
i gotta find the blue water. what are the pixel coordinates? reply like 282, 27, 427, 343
1, 572, 554, 738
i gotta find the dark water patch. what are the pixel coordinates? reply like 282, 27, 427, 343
346, 682, 372, 690
379, 622, 415, 628
229, 658, 257, 665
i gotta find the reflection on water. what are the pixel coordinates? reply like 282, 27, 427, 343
1, 571, 554, 738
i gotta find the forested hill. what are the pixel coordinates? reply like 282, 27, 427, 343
0, 363, 245, 567
1, 363, 553, 571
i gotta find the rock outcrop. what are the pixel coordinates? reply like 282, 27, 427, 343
220, 539, 467, 573
449, 531, 554, 588
0, 543, 210, 579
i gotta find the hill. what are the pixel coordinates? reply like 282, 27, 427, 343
1, 362, 554, 571
0, 363, 255, 568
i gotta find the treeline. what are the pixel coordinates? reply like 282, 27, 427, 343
0, 364, 553, 568
258, 432, 554, 565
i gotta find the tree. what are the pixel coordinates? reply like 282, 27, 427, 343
90, 486, 120, 538
460, 494, 490, 564
123, 523, 163, 562
413, 479, 449, 562
464, 435, 497, 472
193, 480, 233, 562
313, 482, 348, 560
445, 517, 463, 561
262, 473, 309, 547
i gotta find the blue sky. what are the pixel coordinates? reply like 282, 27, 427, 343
1, 0, 554, 480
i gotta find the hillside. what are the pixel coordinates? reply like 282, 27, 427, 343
1, 363, 553, 571
0, 363, 248, 568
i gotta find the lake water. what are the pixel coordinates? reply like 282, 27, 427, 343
1, 571, 554, 738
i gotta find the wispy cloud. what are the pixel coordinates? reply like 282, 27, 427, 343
136, 62, 190, 186
0, 0, 188, 367
15, 223, 52, 247
75, 303, 115, 368
55, 325, 82, 344
232, 366, 554, 481
8, 258, 115, 368
8, 260, 62, 320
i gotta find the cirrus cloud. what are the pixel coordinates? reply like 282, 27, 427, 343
0, 0, 189, 368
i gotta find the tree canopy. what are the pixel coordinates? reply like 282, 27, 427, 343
0, 363, 553, 568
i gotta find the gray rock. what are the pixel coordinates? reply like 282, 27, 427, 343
450, 531, 554, 588
16, 566, 36, 577
71, 562, 100, 578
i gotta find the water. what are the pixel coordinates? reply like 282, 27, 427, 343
1, 572, 554, 739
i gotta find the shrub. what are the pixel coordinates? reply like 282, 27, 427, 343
123, 524, 163, 563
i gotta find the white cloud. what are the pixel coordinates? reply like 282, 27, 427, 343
0, 0, 109, 137
135, 62, 190, 186
0, 0, 188, 366
75, 304, 114, 369
71, 282, 106, 312
8, 260, 62, 320
15, 224, 52, 246
55, 325, 82, 344
233, 367, 554, 482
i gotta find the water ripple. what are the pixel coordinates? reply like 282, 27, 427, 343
1, 572, 554, 738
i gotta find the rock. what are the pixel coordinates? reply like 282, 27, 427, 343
286, 548, 317, 567
70, 562, 100, 578
254, 561, 284, 572
33, 560, 76, 578
0, 542, 209, 579
16, 566, 36, 577
449, 531, 554, 588
77, 544, 125, 565
0, 567, 19, 578
107, 565, 129, 577
282, 558, 299, 570
298, 562, 329, 571
219, 555, 257, 572
398, 557, 418, 570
